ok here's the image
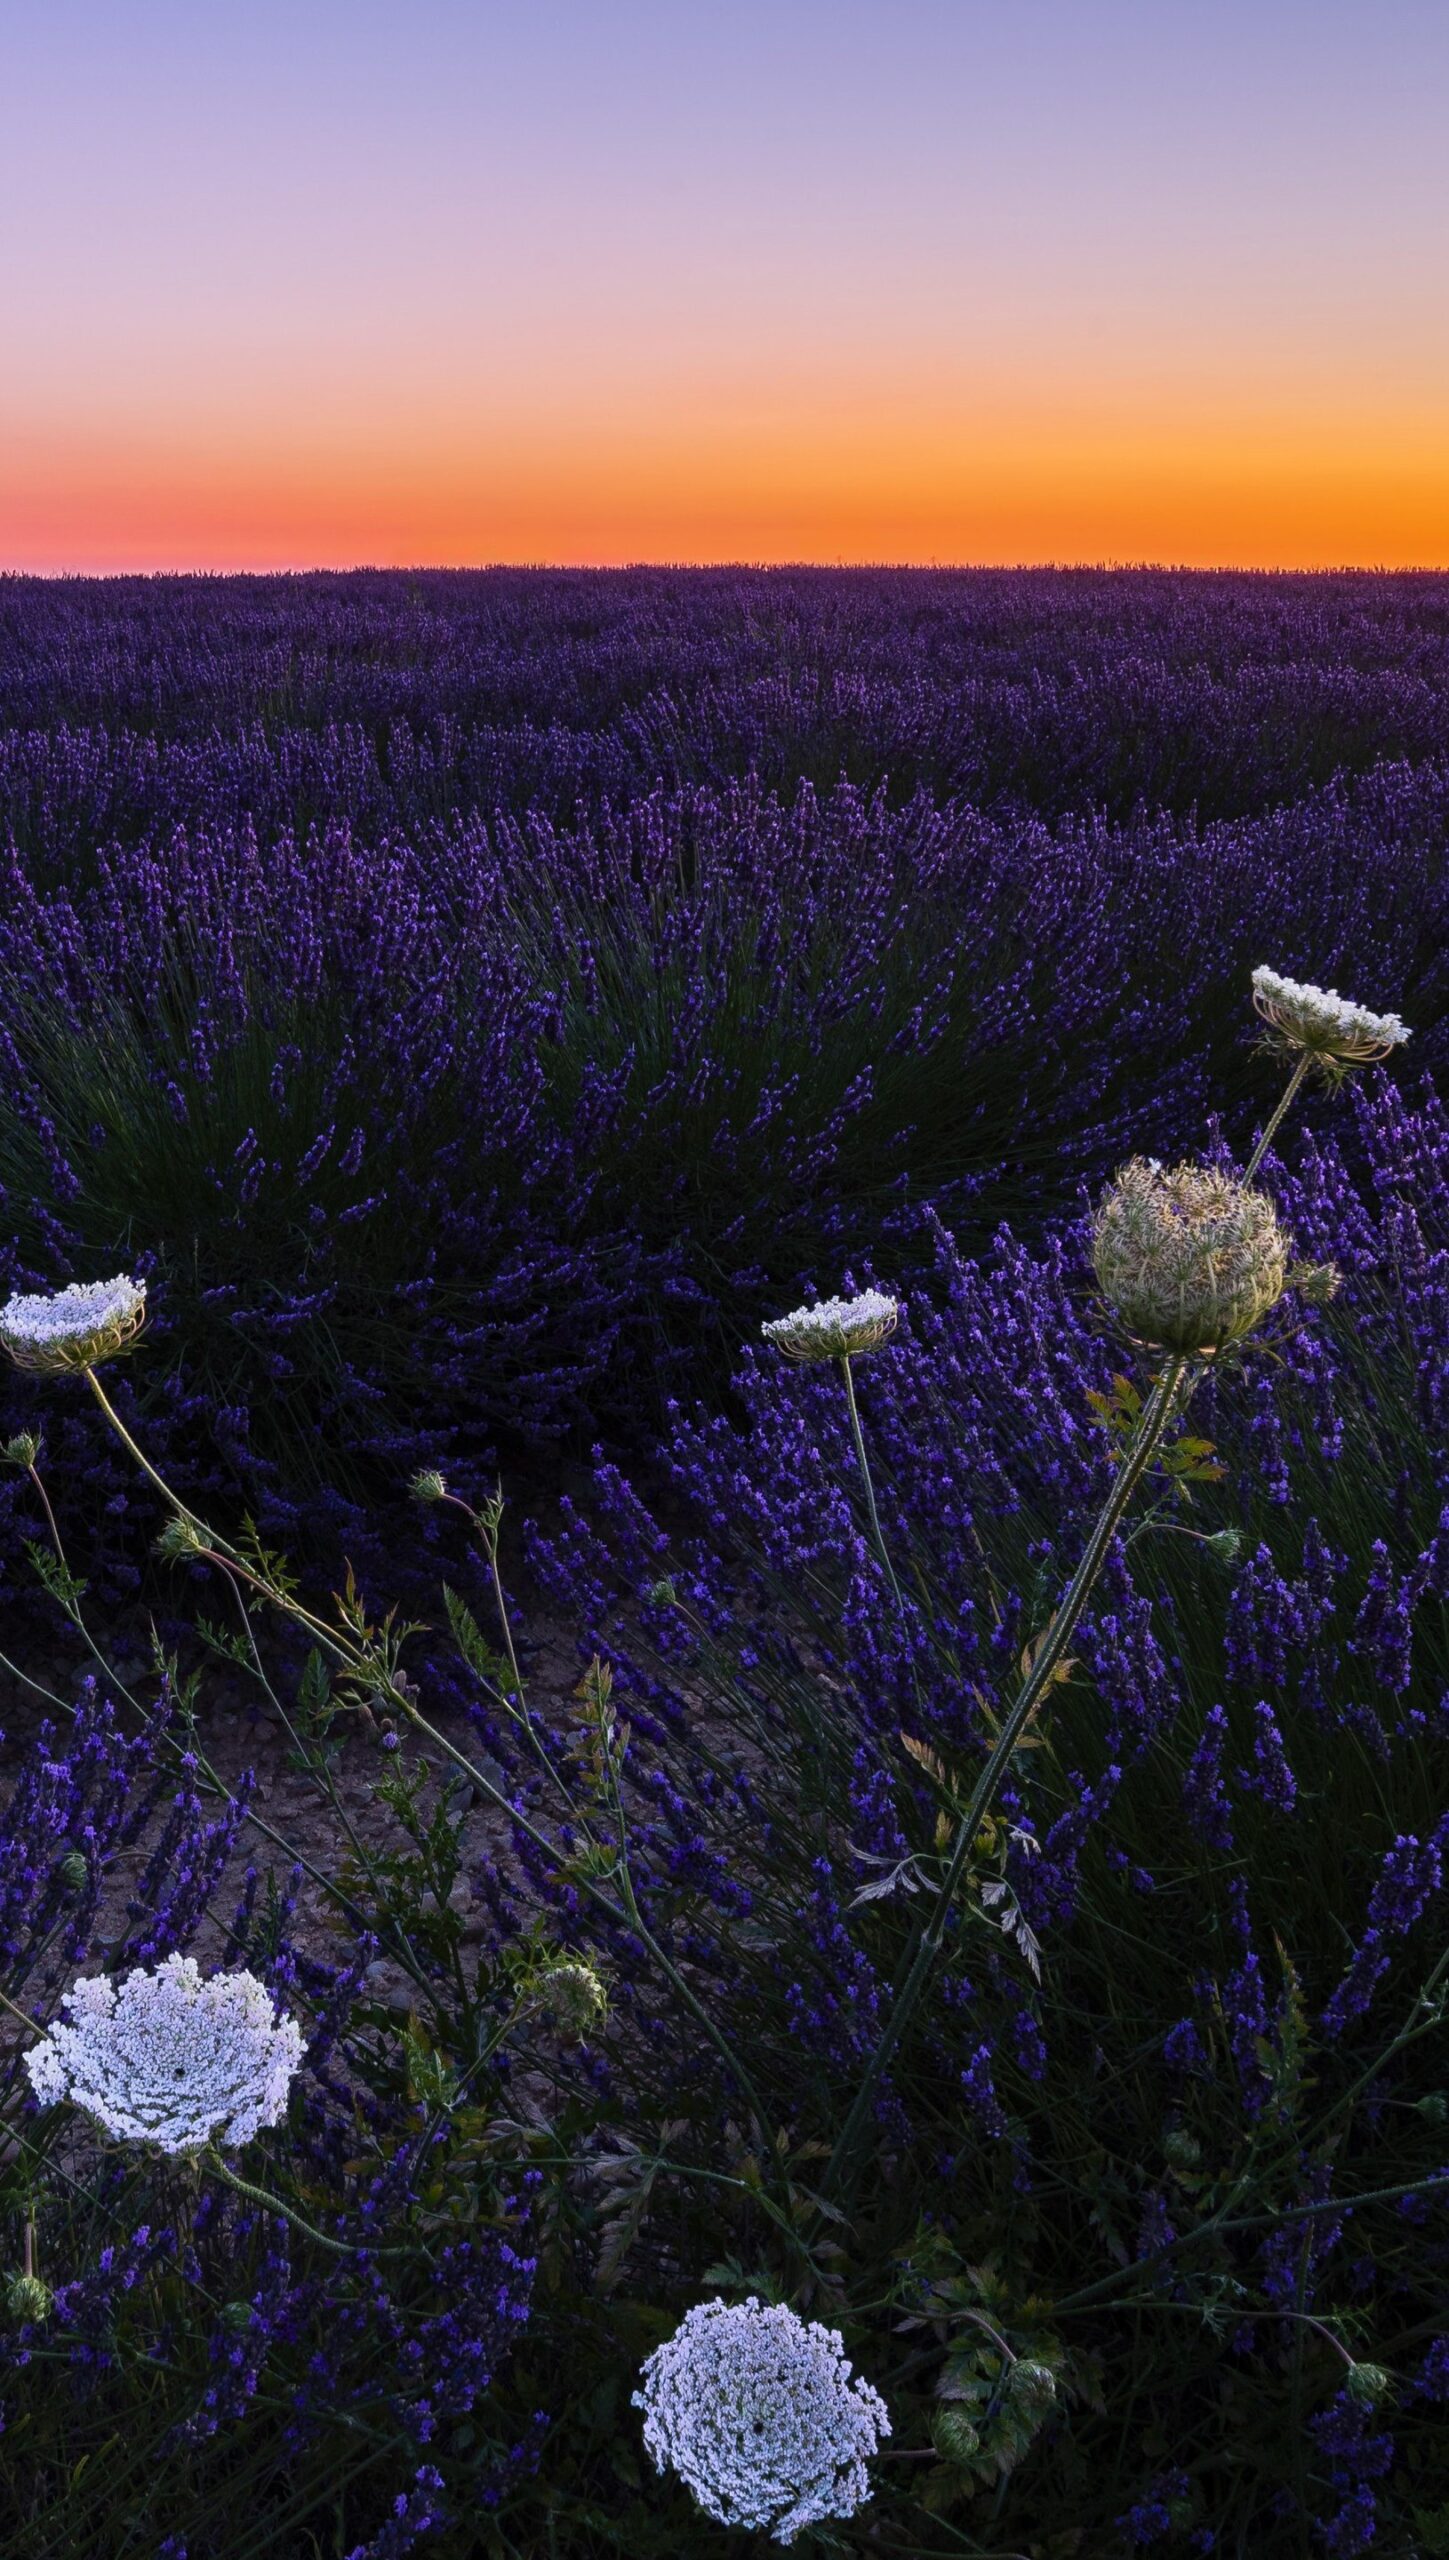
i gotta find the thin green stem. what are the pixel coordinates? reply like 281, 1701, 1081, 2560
204, 2150, 411, 2258
839, 1354, 903, 1607
1054, 2169, 1449, 2313
80, 1363, 801, 2244
824, 1353, 1190, 2203
1244, 1053, 1312, 1182
82, 1367, 216, 1540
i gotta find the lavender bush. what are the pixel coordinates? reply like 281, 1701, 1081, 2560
2, 573, 1449, 1590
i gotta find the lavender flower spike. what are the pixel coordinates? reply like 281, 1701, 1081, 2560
634, 2296, 890, 2544
0, 1273, 146, 1374
762, 1289, 899, 1364
1251, 965, 1410, 1064
25, 1955, 305, 2156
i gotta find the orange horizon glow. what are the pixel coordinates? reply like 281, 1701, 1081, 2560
7, 2, 1449, 576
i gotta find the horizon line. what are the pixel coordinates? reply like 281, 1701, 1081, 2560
8, 558, 1449, 583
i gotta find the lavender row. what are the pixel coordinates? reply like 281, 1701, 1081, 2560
0, 752, 1445, 1569
7, 569, 1449, 833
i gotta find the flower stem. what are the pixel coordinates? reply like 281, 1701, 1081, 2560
1244, 1052, 1312, 1182
839, 1353, 903, 1605
82, 1367, 214, 1539
823, 1353, 1189, 2204
204, 2150, 407, 2258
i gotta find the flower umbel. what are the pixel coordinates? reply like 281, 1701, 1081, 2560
634, 2295, 890, 2544
25, 1955, 305, 2157
534, 1959, 608, 2038
0, 1274, 146, 1375
761, 1289, 899, 1364
1251, 966, 1410, 1065
1093, 1160, 1289, 1356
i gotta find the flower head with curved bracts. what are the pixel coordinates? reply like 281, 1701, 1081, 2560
761, 1289, 899, 1364
0, 1275, 146, 1375
25, 1955, 305, 2156
1251, 966, 1409, 1065
1093, 1160, 1290, 1356
634, 2295, 890, 2544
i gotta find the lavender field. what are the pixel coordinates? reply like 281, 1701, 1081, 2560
2, 571, 1449, 2558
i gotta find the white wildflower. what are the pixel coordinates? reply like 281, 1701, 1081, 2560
1251, 966, 1409, 1064
0, 1274, 146, 1375
761, 1288, 899, 1364
25, 1955, 305, 2156
634, 2295, 890, 2544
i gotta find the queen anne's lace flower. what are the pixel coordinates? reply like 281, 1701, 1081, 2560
0, 1274, 146, 1374
1251, 966, 1409, 1063
25, 1955, 305, 2155
634, 2296, 890, 2543
761, 1289, 899, 1363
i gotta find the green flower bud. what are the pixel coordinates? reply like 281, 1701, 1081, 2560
2, 1432, 39, 1469
1094, 1160, 1290, 1356
155, 1513, 207, 1561
931, 2406, 981, 2465
1344, 2361, 1392, 2404
409, 1469, 447, 1505
1288, 1259, 1342, 1307
1006, 2358, 1057, 2414
5, 2272, 52, 2324
58, 1848, 88, 1893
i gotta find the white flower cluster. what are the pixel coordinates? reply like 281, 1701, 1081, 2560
1251, 966, 1409, 1062
25, 1955, 305, 2156
0, 1274, 146, 1374
634, 2296, 890, 2544
761, 1288, 899, 1364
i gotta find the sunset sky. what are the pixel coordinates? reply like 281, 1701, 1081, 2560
5, 0, 1449, 571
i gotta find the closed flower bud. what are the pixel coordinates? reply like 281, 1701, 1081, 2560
156, 1514, 208, 1561
2, 1432, 39, 1469
1288, 1259, 1342, 1307
409, 1468, 448, 1505
58, 1848, 89, 1893
1093, 1161, 1290, 1356
0, 1276, 146, 1376
4, 2272, 53, 2324
1007, 2359, 1058, 2414
932, 2406, 982, 2464
1344, 2362, 1392, 2403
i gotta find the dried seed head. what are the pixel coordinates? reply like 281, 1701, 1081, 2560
1251, 966, 1409, 1065
761, 1288, 899, 1364
0, 1276, 146, 1376
1093, 1160, 1290, 1355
